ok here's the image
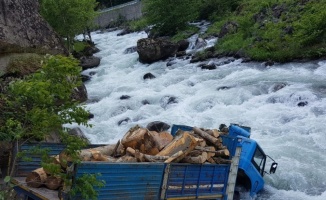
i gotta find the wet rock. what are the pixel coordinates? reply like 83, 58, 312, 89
72, 84, 88, 103
80, 56, 101, 70
118, 118, 131, 126
89, 71, 97, 76
88, 113, 94, 119
81, 74, 91, 82
81, 45, 100, 57
199, 63, 217, 70
120, 95, 131, 100
141, 100, 150, 105
216, 58, 236, 66
146, 121, 171, 132
297, 101, 308, 107
160, 96, 178, 109
176, 51, 187, 57
272, 83, 287, 92
143, 73, 156, 80
265, 60, 275, 67
217, 86, 231, 91
137, 38, 179, 64
177, 40, 190, 51
124, 46, 137, 54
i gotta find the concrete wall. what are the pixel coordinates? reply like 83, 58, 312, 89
95, 0, 142, 28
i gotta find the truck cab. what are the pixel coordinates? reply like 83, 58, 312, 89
228, 125, 277, 197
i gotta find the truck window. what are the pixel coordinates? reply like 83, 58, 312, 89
252, 147, 266, 176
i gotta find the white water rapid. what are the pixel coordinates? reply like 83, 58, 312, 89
75, 29, 326, 200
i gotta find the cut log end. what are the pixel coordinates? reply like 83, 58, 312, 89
25, 168, 47, 188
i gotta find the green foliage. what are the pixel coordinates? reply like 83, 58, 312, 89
0, 55, 89, 142
0, 55, 96, 198
128, 18, 149, 32
143, 0, 200, 36
212, 0, 326, 61
197, 0, 241, 21
73, 41, 89, 53
70, 173, 105, 200
39, 0, 99, 51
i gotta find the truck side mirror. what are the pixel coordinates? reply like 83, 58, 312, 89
270, 162, 278, 174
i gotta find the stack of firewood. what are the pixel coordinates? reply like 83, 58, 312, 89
25, 124, 231, 189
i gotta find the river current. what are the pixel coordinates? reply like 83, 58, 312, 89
75, 29, 326, 200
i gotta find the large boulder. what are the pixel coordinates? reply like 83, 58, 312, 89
79, 56, 101, 70
137, 38, 179, 64
0, 0, 67, 55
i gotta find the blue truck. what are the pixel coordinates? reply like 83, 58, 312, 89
12, 124, 277, 200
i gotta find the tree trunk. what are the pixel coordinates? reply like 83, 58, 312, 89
25, 168, 47, 188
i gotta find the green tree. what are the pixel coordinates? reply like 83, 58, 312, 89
39, 0, 98, 51
0, 55, 90, 173
143, 0, 200, 36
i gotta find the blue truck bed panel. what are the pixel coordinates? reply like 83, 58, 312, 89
73, 162, 165, 200
164, 163, 229, 199
14, 143, 102, 176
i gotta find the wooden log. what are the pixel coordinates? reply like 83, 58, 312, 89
45, 176, 63, 190
112, 140, 126, 157
188, 149, 203, 157
194, 146, 228, 157
207, 157, 216, 164
157, 131, 198, 163
142, 131, 160, 155
141, 131, 174, 155
157, 131, 173, 150
193, 127, 220, 148
212, 157, 232, 164
25, 168, 47, 188
186, 131, 206, 147
116, 155, 138, 163
89, 150, 112, 161
121, 125, 148, 150
91, 144, 116, 156
214, 149, 230, 158
126, 147, 169, 162
181, 152, 208, 164
164, 151, 184, 163
205, 129, 220, 138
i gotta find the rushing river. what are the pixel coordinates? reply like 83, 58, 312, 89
75, 29, 326, 200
